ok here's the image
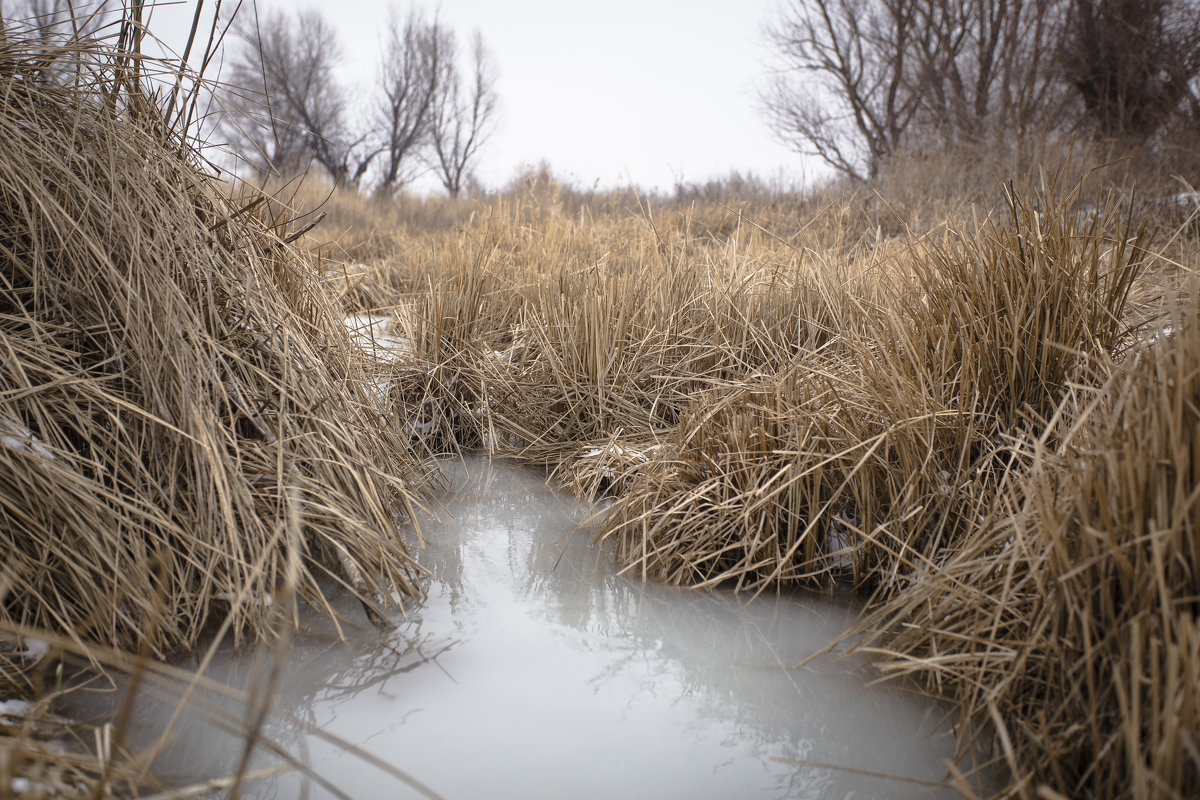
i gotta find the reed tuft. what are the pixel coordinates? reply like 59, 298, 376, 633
0, 19, 423, 676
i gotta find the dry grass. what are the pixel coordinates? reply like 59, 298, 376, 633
0, 6, 1196, 798
0, 15, 432, 797
330, 155, 1197, 798
855, 278, 1200, 796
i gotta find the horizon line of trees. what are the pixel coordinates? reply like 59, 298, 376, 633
763, 0, 1200, 182
220, 4, 499, 197
0, 1, 501, 197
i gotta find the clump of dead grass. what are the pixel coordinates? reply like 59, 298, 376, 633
0, 5, 425, 762
856, 281, 1200, 797
0, 13, 442, 795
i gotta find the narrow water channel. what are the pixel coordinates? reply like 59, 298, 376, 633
74, 456, 980, 799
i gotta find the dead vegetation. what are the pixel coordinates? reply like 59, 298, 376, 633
0, 5, 1196, 799
333, 163, 1198, 798
0, 14, 431, 797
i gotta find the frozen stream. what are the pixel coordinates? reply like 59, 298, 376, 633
72, 456, 982, 798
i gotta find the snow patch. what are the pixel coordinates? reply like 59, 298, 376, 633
345, 314, 412, 364
405, 417, 437, 436
0, 699, 32, 717
0, 415, 54, 460
1143, 324, 1175, 347
19, 638, 48, 661
580, 442, 649, 479
826, 511, 858, 571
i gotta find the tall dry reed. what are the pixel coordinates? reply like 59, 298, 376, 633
338, 159, 1195, 798
856, 281, 1200, 797
0, 16, 431, 797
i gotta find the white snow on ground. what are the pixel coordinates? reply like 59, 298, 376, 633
7, 776, 60, 796
18, 638, 48, 661
0, 699, 32, 717
344, 314, 412, 365
1143, 324, 1176, 347
404, 418, 436, 435
1163, 192, 1200, 209
580, 442, 649, 479
345, 313, 448, 438
1, 635, 50, 662
362, 376, 393, 406
345, 313, 417, 407
826, 512, 858, 571
0, 415, 54, 459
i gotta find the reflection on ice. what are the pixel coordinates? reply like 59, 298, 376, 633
72, 457, 985, 799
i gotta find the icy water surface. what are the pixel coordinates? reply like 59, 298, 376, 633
75, 457, 981, 799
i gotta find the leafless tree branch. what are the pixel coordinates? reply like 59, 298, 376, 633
373, 8, 447, 195
427, 29, 498, 197
762, 0, 1073, 180
220, 6, 353, 181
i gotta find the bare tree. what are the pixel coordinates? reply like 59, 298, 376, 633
217, 3, 500, 194
374, 9, 448, 194
1061, 0, 1200, 139
763, 0, 1073, 181
992, 0, 1075, 135
427, 30, 498, 197
221, 6, 372, 183
763, 0, 924, 182
909, 0, 1070, 142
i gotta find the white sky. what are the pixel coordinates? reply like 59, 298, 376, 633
143, 0, 815, 193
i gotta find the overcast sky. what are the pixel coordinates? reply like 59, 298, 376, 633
143, 0, 815, 193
